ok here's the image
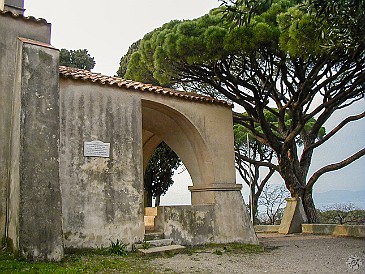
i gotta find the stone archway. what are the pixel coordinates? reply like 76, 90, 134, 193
139, 99, 257, 246
142, 99, 214, 201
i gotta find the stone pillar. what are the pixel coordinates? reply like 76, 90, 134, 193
188, 184, 258, 244
213, 189, 258, 244
278, 197, 308, 234
0, 8, 51, 249
7, 38, 64, 261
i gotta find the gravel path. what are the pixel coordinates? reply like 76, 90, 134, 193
152, 233, 365, 273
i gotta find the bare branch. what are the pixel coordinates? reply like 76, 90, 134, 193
307, 148, 365, 189
235, 152, 280, 172
304, 111, 365, 154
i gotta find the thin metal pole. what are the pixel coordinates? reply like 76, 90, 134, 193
247, 133, 254, 224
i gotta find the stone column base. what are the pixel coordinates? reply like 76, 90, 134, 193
279, 197, 308, 234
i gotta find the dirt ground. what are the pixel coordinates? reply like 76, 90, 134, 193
152, 233, 365, 273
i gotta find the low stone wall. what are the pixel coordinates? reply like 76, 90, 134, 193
155, 196, 258, 246
155, 205, 215, 246
302, 224, 364, 238
254, 225, 280, 233
254, 224, 364, 238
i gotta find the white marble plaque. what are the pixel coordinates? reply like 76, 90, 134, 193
84, 140, 110, 158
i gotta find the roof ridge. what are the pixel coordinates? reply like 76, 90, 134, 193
59, 66, 232, 108
0, 9, 49, 24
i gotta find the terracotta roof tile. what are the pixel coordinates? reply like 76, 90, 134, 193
59, 66, 232, 108
18, 37, 55, 49
0, 10, 49, 25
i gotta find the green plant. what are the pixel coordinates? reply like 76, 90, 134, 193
0, 249, 155, 273
226, 243, 265, 254
142, 240, 151, 250
110, 239, 128, 256
213, 249, 223, 255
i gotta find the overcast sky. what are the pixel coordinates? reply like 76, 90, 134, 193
25, 0, 365, 206
25, 0, 221, 76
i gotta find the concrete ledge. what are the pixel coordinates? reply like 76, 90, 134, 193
138, 244, 185, 255
254, 225, 280, 233
188, 183, 242, 192
302, 224, 364, 238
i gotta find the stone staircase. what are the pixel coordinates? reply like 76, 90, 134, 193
138, 207, 185, 255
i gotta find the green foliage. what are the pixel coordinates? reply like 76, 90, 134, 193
123, 0, 364, 223
142, 240, 151, 250
277, 8, 324, 58
116, 40, 140, 77
223, 243, 266, 253
234, 110, 325, 146
0, 243, 269, 273
59, 49, 96, 70
109, 239, 128, 256
308, 0, 365, 52
144, 142, 181, 206
213, 249, 223, 255
318, 203, 365, 225
219, 0, 275, 28
0, 249, 154, 273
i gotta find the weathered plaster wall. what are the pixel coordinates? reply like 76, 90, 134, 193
60, 80, 144, 249
155, 205, 215, 245
10, 41, 63, 261
213, 191, 258, 244
0, 13, 51, 246
155, 191, 258, 246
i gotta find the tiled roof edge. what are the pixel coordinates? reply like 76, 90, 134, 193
0, 10, 49, 25
59, 66, 233, 108
18, 37, 55, 49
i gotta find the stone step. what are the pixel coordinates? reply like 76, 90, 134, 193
145, 226, 155, 232
134, 238, 173, 249
144, 215, 156, 226
144, 232, 164, 241
138, 244, 185, 255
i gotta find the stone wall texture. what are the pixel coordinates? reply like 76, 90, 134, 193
0, 13, 51, 249
60, 80, 144, 248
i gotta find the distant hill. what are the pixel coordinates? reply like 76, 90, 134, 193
313, 189, 365, 210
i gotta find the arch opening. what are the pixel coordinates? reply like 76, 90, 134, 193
142, 100, 214, 192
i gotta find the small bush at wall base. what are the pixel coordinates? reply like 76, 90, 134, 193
110, 239, 128, 256
142, 240, 151, 250
213, 249, 223, 255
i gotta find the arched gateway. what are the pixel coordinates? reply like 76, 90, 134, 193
0, 4, 257, 261
59, 67, 257, 248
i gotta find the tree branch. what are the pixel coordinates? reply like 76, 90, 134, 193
304, 111, 365, 154
235, 152, 280, 172
306, 148, 365, 189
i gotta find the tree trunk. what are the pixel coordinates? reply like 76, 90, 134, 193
302, 188, 319, 223
155, 195, 161, 207
146, 191, 153, 207
278, 151, 319, 223
252, 193, 259, 225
